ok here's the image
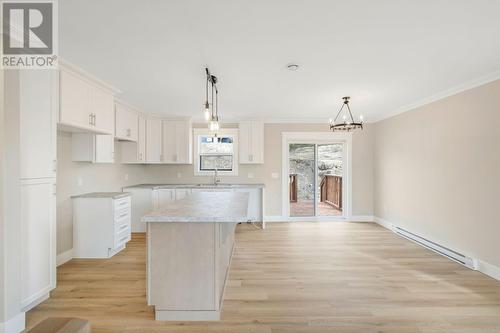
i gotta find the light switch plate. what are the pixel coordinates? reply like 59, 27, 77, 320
77, 177, 83, 186
271, 172, 279, 179
247, 172, 254, 179
124, 174, 129, 181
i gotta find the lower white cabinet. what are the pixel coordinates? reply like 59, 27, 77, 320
71, 133, 115, 163
72, 194, 132, 258
154, 189, 175, 209
20, 178, 56, 311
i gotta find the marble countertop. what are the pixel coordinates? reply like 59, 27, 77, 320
71, 192, 132, 199
123, 183, 265, 190
142, 192, 249, 223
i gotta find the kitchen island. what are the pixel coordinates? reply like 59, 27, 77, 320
142, 191, 249, 321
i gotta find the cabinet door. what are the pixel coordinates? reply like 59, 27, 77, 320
175, 120, 192, 164
146, 117, 162, 163
138, 115, 147, 162
95, 135, 115, 163
92, 86, 115, 135
251, 121, 264, 163
162, 120, 177, 163
157, 189, 175, 208
239, 121, 252, 163
20, 178, 56, 309
175, 188, 191, 201
60, 69, 93, 130
19, 70, 57, 179
115, 102, 138, 141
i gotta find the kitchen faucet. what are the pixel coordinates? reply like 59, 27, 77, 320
213, 167, 221, 185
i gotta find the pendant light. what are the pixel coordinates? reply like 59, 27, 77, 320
329, 96, 363, 132
204, 68, 220, 135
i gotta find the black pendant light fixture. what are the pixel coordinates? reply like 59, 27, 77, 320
204, 68, 220, 134
329, 96, 363, 132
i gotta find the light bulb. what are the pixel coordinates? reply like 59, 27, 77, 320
204, 109, 210, 121
328, 118, 333, 124
209, 119, 219, 132
359, 115, 364, 122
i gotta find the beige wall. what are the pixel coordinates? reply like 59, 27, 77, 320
374, 79, 500, 268
57, 123, 375, 254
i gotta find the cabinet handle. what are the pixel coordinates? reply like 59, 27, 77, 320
93, 114, 96, 126
126, 129, 131, 137
89, 113, 93, 125
52, 159, 57, 172
52, 183, 57, 195
249, 154, 253, 162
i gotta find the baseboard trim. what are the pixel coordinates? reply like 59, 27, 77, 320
476, 259, 500, 281
374, 216, 500, 281
0, 312, 25, 333
56, 249, 73, 267
265, 215, 374, 222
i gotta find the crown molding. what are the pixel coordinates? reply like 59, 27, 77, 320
372, 69, 500, 123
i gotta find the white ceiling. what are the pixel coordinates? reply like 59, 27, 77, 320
60, 0, 500, 123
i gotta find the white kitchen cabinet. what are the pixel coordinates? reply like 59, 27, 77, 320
19, 69, 58, 179
59, 63, 117, 135
146, 117, 162, 163
175, 188, 192, 200
154, 189, 175, 209
72, 194, 132, 258
71, 133, 115, 163
239, 121, 264, 164
115, 101, 139, 141
20, 178, 56, 310
161, 119, 193, 164
121, 114, 146, 163
122, 186, 156, 232
162, 119, 193, 164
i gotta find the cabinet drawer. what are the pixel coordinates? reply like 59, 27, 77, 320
114, 213, 131, 230
114, 196, 131, 210
114, 206, 131, 221
114, 225, 131, 248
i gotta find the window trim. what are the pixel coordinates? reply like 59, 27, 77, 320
193, 128, 239, 176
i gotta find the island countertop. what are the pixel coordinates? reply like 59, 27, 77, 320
141, 191, 249, 223
125, 183, 265, 190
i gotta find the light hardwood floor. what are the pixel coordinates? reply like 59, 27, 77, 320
27, 222, 500, 333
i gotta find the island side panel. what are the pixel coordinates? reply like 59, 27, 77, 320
148, 222, 216, 311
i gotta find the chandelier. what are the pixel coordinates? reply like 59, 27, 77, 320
204, 68, 220, 134
329, 96, 363, 132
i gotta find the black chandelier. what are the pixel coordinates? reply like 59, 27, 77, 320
329, 96, 363, 132
204, 67, 220, 133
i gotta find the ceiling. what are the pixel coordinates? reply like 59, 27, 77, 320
60, 0, 500, 123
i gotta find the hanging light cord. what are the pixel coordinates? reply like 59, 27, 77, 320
333, 98, 355, 124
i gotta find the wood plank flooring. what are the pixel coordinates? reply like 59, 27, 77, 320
27, 222, 500, 333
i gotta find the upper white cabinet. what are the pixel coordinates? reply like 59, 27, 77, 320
121, 114, 146, 163
115, 101, 139, 141
239, 121, 264, 164
162, 119, 193, 164
19, 69, 58, 179
59, 63, 118, 135
146, 117, 162, 163
71, 133, 115, 163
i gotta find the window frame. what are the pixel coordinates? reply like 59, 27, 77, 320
193, 128, 239, 176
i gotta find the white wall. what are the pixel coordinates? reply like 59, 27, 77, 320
374, 79, 500, 268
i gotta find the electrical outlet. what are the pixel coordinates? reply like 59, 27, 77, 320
124, 174, 129, 181
271, 172, 279, 179
77, 177, 83, 186
177, 172, 182, 179
247, 172, 254, 179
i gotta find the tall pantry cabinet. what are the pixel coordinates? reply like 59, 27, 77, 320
18, 69, 58, 311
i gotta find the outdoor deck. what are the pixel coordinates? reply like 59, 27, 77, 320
290, 200, 342, 216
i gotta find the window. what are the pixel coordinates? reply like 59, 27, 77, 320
194, 129, 238, 175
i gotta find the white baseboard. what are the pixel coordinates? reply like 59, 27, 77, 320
264, 215, 375, 222
476, 260, 500, 281
374, 216, 500, 281
0, 312, 25, 333
56, 249, 73, 267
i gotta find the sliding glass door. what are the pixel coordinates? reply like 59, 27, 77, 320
288, 142, 344, 218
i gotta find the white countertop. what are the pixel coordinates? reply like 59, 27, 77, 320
71, 192, 132, 199
141, 192, 249, 223
124, 183, 265, 190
